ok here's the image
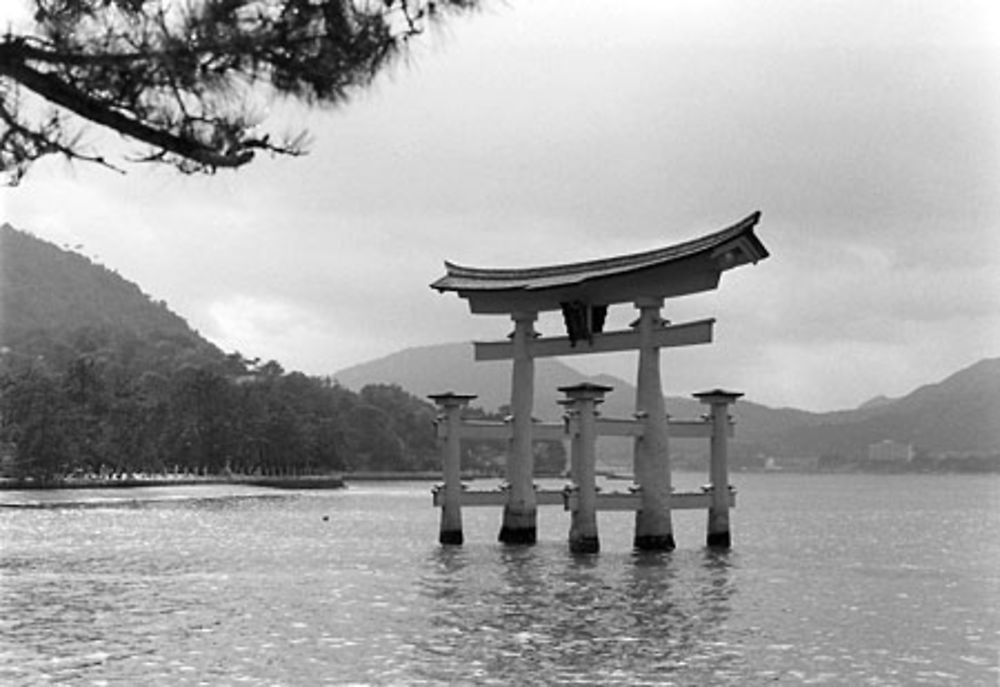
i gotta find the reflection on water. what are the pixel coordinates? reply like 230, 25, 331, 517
1, 476, 998, 685
413, 544, 741, 684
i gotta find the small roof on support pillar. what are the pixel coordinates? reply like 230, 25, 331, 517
430, 212, 768, 314
693, 389, 745, 404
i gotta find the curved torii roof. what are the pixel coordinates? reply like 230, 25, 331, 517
431, 212, 769, 315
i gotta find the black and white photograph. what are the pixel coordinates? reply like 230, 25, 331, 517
1, 1, 998, 684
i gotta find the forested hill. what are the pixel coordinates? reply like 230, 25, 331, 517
2, 225, 560, 482
0, 223, 223, 367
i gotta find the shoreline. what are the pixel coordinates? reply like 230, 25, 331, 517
0, 472, 498, 490
0, 474, 347, 491
3, 463, 996, 491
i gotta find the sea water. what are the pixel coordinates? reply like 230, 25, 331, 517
1, 473, 998, 685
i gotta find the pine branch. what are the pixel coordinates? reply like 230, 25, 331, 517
0, 0, 483, 179
1, 48, 258, 169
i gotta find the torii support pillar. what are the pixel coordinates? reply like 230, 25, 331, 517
429, 392, 476, 546
499, 311, 539, 545
694, 389, 742, 549
560, 382, 612, 554
633, 297, 676, 551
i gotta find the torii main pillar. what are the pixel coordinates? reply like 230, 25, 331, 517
632, 297, 675, 550
499, 311, 539, 543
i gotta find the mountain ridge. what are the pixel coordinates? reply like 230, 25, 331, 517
1, 222, 224, 366
335, 343, 1000, 458
5, 221, 995, 462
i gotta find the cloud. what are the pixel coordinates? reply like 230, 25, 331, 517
4, 0, 998, 412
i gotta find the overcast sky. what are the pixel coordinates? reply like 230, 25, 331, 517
3, 0, 999, 411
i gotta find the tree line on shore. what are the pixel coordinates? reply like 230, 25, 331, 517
0, 326, 566, 482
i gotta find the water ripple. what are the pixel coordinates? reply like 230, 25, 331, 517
1, 475, 998, 685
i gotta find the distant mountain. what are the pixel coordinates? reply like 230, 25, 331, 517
857, 394, 895, 410
335, 343, 718, 469
0, 223, 224, 365
782, 358, 1000, 457
334, 343, 820, 461
334, 342, 639, 420
335, 343, 1000, 459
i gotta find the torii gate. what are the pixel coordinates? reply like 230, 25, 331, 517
430, 212, 769, 549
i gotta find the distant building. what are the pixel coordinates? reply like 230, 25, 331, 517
764, 456, 820, 471
868, 439, 913, 462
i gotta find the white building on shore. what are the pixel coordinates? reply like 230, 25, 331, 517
868, 439, 913, 463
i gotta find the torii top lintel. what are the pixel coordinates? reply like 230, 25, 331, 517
430, 212, 769, 315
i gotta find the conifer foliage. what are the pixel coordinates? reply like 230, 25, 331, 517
0, 0, 478, 183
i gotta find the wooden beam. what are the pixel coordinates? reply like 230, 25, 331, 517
669, 419, 734, 439
457, 421, 565, 442
433, 487, 737, 510
593, 418, 732, 438
474, 318, 715, 361
457, 421, 510, 441
433, 488, 566, 508
455, 418, 730, 441
594, 418, 644, 437
565, 489, 737, 512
